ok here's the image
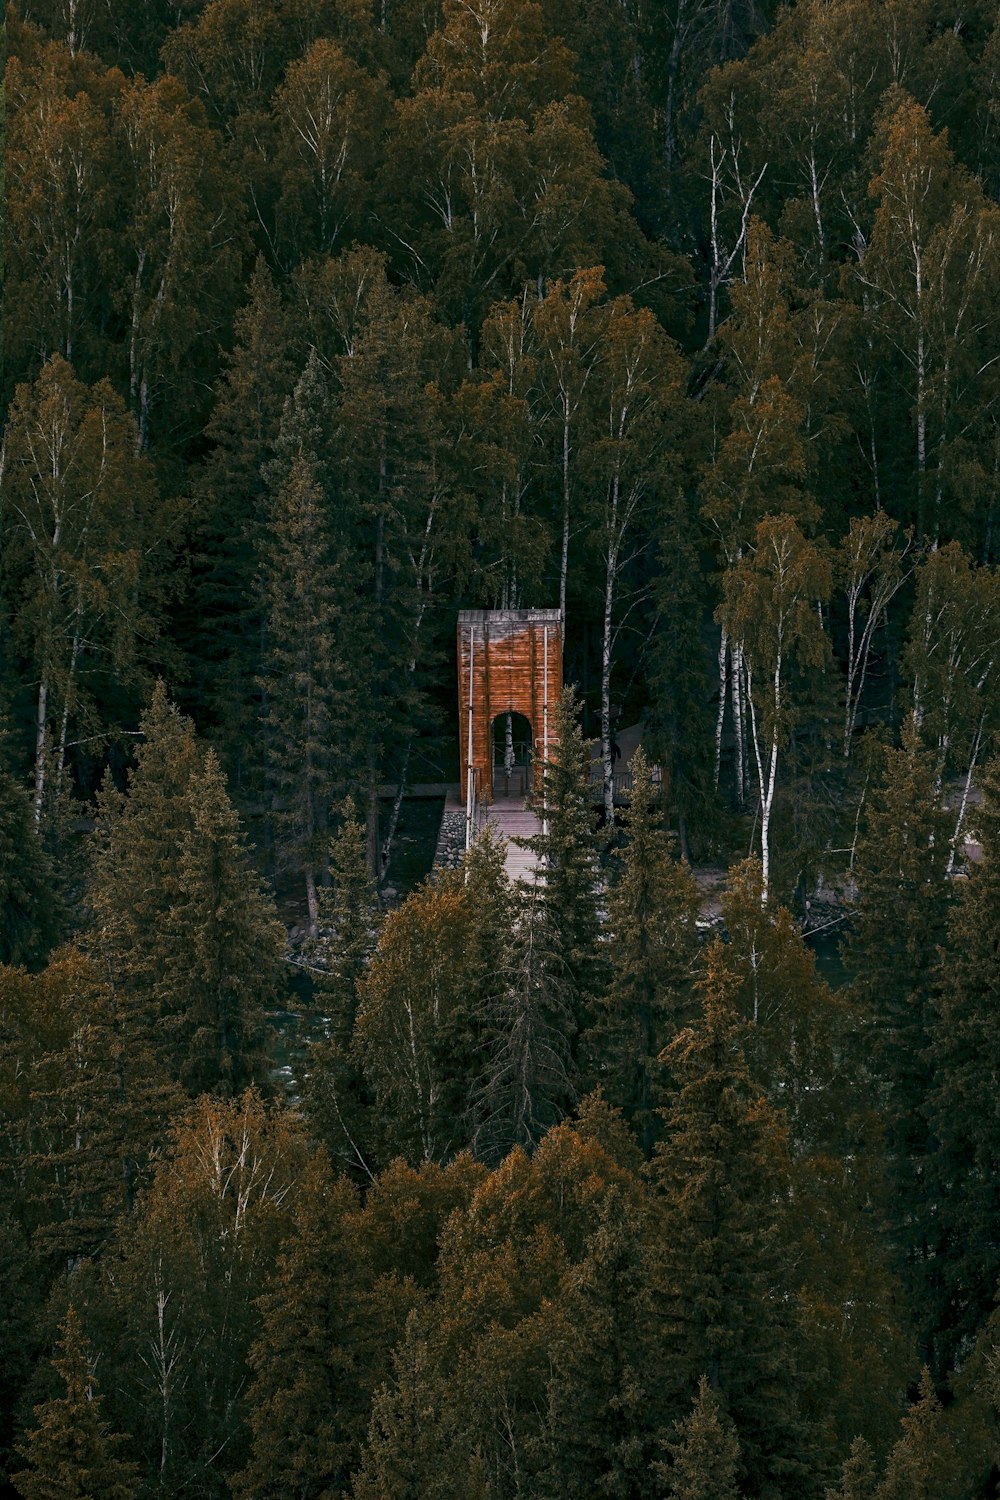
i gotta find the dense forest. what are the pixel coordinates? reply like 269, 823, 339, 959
6, 0, 1000, 1494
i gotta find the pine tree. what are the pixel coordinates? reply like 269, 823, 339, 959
927, 755, 1000, 1369
168, 749, 283, 1096
654, 1378, 742, 1500
233, 1157, 366, 1500
187, 256, 297, 772
257, 351, 356, 931
651, 951, 821, 1498
304, 798, 383, 1176
540, 1191, 659, 1499
525, 684, 607, 1042
875, 1371, 958, 1500
87, 682, 284, 1097
12, 1305, 139, 1500
471, 882, 576, 1165
351, 1311, 472, 1500
582, 749, 699, 1154
845, 721, 953, 1328
825, 1439, 878, 1500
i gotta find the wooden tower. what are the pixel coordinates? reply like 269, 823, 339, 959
457, 609, 562, 829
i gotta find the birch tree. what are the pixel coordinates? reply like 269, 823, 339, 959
532, 267, 606, 632
588, 296, 686, 823
116, 72, 245, 451
266, 38, 382, 266
718, 514, 831, 900
839, 512, 911, 757
4, 43, 119, 389
0, 356, 159, 822
903, 542, 1000, 863
859, 97, 1000, 545
700, 222, 813, 803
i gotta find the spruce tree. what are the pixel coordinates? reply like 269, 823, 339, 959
87, 683, 284, 1097
525, 684, 607, 1042
845, 721, 953, 1329
582, 750, 699, 1154
825, 1439, 878, 1500
540, 1191, 658, 1499
654, 1378, 742, 1500
304, 798, 383, 1175
650, 950, 820, 1498
12, 1305, 139, 1500
927, 755, 1000, 1368
233, 1158, 366, 1500
471, 881, 576, 1165
875, 1371, 958, 1500
168, 748, 283, 1095
257, 353, 355, 930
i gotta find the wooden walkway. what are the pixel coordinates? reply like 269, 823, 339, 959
485, 793, 542, 885
440, 786, 542, 885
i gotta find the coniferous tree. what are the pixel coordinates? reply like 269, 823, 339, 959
87, 682, 283, 1098
233, 1158, 366, 1500
257, 350, 355, 931
12, 1305, 139, 1500
654, 1378, 743, 1500
304, 798, 383, 1176
651, 950, 822, 1498
525, 684, 607, 1042
582, 749, 699, 1153
540, 1191, 659, 1498
874, 1371, 958, 1500
845, 720, 953, 1328
927, 756, 1000, 1369
188, 256, 297, 768
471, 881, 576, 1164
825, 1439, 878, 1500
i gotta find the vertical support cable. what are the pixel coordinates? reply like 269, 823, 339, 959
542, 625, 549, 838
465, 625, 475, 854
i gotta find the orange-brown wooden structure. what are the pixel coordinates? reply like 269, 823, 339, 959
457, 610, 562, 837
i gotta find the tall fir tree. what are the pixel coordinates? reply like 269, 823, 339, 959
304, 797, 383, 1179
471, 880, 576, 1165
233, 1157, 367, 1500
257, 350, 358, 931
927, 755, 1000, 1370
845, 720, 954, 1336
650, 951, 822, 1498
654, 1378, 743, 1500
87, 682, 283, 1098
12, 1305, 139, 1500
582, 749, 700, 1154
525, 684, 607, 1044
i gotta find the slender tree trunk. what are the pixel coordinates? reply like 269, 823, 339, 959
33, 677, 49, 823
560, 398, 571, 635
714, 628, 729, 790
947, 712, 986, 875
304, 866, 319, 935
601, 541, 616, 826
731, 640, 746, 807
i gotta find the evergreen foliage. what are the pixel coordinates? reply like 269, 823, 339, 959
583, 749, 699, 1152
86, 683, 283, 1097
12, 1305, 139, 1500
8, 0, 1000, 1492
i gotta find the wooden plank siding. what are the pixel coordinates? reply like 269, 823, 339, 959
457, 609, 562, 806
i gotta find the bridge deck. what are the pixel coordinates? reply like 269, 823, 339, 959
485, 793, 542, 885
440, 786, 542, 885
